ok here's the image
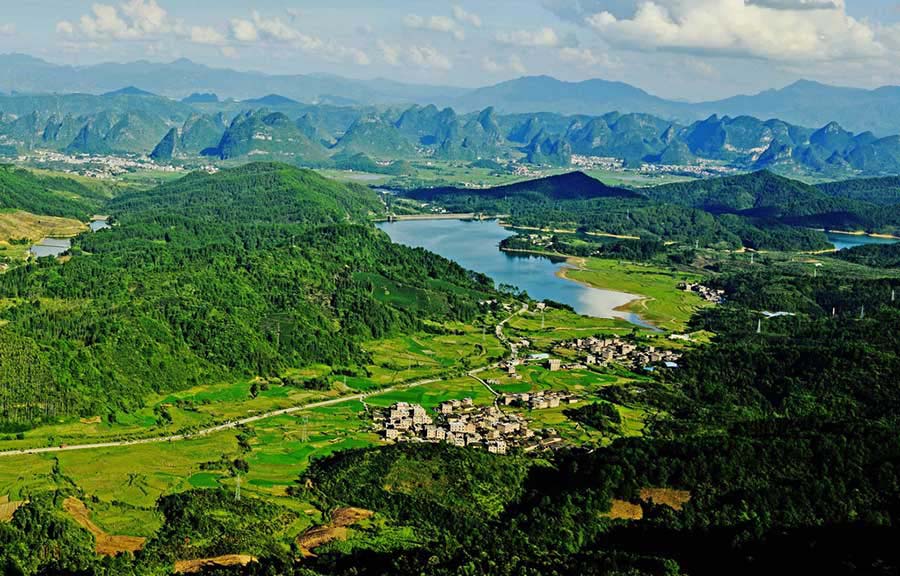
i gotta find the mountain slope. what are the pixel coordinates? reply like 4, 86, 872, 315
0, 163, 495, 426
817, 177, 900, 205
0, 164, 106, 219
453, 75, 688, 118
408, 171, 641, 203
646, 170, 860, 217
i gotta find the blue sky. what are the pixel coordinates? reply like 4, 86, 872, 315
2, 0, 900, 100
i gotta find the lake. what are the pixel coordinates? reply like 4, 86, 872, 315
90, 220, 110, 232
826, 232, 899, 251
376, 219, 651, 327
30, 238, 71, 258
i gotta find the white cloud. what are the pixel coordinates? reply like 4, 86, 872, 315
378, 39, 401, 66
482, 56, 501, 72
481, 55, 527, 75
220, 46, 238, 59
747, 0, 839, 9
509, 54, 526, 75
56, 21, 75, 36
190, 26, 226, 46
227, 11, 369, 66
75, 0, 171, 41
585, 0, 887, 62
408, 45, 453, 70
559, 46, 612, 67
496, 27, 559, 47
0, 23, 15, 36
229, 18, 257, 42
404, 13, 465, 40
452, 6, 482, 28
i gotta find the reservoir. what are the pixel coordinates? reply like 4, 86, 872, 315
377, 219, 651, 327
90, 220, 111, 232
30, 238, 71, 258
826, 231, 899, 251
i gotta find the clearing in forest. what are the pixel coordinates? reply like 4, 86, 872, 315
63, 497, 146, 555
297, 507, 374, 557
174, 555, 257, 573
0, 495, 26, 522
639, 487, 692, 510
603, 488, 693, 521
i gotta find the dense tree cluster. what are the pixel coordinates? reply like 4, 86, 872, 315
0, 163, 495, 427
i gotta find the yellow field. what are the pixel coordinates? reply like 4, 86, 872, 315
0, 210, 87, 241
0, 210, 87, 260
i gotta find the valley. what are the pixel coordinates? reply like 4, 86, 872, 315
2, 28, 900, 573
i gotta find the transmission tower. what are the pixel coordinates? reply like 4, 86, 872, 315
300, 415, 309, 443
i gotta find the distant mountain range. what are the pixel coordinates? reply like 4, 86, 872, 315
4, 87, 900, 178
5, 54, 900, 136
0, 54, 467, 107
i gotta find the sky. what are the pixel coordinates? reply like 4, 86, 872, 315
2, 0, 900, 101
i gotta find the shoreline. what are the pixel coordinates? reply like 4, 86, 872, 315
498, 221, 641, 240
555, 258, 659, 330
816, 228, 900, 241
499, 245, 657, 329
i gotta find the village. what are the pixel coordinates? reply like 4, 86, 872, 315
678, 282, 726, 304
555, 336, 683, 371
373, 397, 569, 454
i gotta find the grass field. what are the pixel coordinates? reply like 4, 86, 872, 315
363, 328, 505, 387
561, 258, 712, 332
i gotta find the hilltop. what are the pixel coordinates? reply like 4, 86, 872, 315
408, 171, 640, 203
0, 164, 107, 219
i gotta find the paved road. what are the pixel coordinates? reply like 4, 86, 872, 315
0, 378, 442, 458
0, 306, 527, 459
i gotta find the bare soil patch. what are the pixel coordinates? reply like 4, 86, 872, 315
174, 555, 257, 574
639, 487, 692, 510
63, 497, 146, 556
0, 495, 27, 522
297, 507, 373, 557
603, 499, 644, 520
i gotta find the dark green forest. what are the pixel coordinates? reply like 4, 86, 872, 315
4, 165, 900, 575
0, 164, 108, 219
0, 163, 495, 428
404, 171, 900, 251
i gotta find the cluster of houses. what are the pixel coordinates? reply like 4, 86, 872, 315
560, 337, 682, 371
374, 399, 539, 455
500, 390, 579, 410
678, 282, 725, 304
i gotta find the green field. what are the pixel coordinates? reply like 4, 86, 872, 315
562, 258, 712, 332
0, 270, 683, 549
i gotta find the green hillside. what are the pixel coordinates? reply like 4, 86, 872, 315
817, 176, 900, 205
0, 164, 107, 219
0, 163, 495, 428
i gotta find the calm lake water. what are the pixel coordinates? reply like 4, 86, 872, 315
826, 232, 900, 251
90, 220, 110, 232
30, 238, 71, 258
377, 219, 651, 327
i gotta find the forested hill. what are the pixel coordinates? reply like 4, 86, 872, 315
0, 164, 107, 219
109, 162, 383, 227
645, 170, 900, 231
646, 170, 850, 217
0, 163, 496, 428
817, 176, 900, 205
407, 171, 640, 203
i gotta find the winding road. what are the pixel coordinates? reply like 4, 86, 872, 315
0, 305, 529, 459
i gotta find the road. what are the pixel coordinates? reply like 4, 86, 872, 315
0, 305, 528, 459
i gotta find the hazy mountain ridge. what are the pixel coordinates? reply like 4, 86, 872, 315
2, 66, 900, 176
5, 55, 900, 135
